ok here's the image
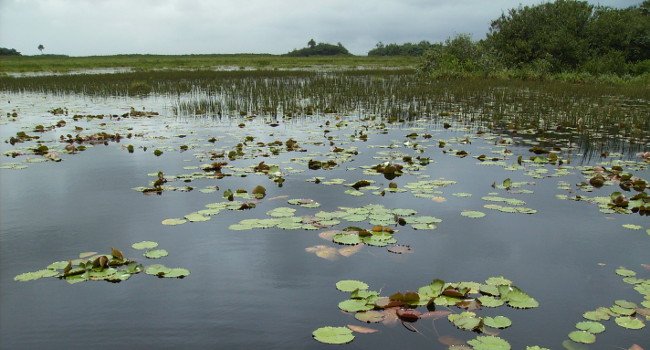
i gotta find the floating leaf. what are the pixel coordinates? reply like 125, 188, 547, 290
338, 299, 373, 312
132, 241, 159, 250
312, 326, 354, 345
184, 213, 210, 222
355, 310, 385, 323
387, 244, 412, 254
144, 249, 169, 259
616, 267, 637, 277
615, 316, 645, 329
484, 316, 512, 329
161, 218, 187, 226
575, 321, 605, 334
448, 312, 481, 331
336, 280, 369, 292
346, 324, 378, 334
14, 269, 59, 282
461, 210, 486, 218
467, 335, 511, 350
568, 331, 596, 344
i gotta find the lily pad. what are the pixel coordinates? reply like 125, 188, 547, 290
467, 336, 511, 350
144, 249, 169, 259
568, 331, 596, 344
312, 326, 355, 345
575, 321, 605, 334
614, 316, 645, 329
483, 316, 512, 329
162, 218, 187, 225
132, 241, 159, 250
336, 280, 369, 292
461, 210, 486, 218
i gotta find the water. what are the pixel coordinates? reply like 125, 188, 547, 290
1, 91, 648, 349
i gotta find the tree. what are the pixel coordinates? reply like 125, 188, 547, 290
308, 39, 316, 49
38, 44, 44, 54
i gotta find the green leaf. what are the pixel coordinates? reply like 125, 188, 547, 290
502, 287, 539, 308
615, 266, 636, 277
163, 268, 190, 278
583, 308, 611, 321
333, 233, 361, 245
614, 316, 645, 329
144, 249, 169, 259
184, 213, 210, 222
575, 321, 605, 334
467, 335, 511, 350
338, 299, 373, 313
14, 269, 59, 281
483, 316, 512, 329
568, 331, 595, 344
448, 312, 481, 331
312, 326, 355, 345
461, 210, 486, 218
132, 241, 158, 250
485, 276, 512, 286
478, 296, 504, 307
161, 218, 187, 226
336, 280, 369, 292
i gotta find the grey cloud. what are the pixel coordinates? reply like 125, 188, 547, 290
0, 0, 642, 56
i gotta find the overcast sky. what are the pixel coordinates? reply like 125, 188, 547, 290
0, 0, 641, 56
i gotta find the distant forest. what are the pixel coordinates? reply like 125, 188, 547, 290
0, 47, 21, 56
285, 39, 351, 57
374, 0, 649, 77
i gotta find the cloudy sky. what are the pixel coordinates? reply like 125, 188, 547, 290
0, 0, 641, 56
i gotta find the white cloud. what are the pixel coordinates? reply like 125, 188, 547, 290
0, 0, 641, 56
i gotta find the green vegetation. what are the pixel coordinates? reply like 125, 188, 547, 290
284, 40, 351, 57
419, 0, 650, 81
0, 54, 416, 73
368, 41, 434, 56
0, 47, 21, 56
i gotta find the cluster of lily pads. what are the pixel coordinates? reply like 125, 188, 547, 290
313, 276, 544, 349
565, 266, 648, 345
13, 242, 189, 284
228, 204, 441, 232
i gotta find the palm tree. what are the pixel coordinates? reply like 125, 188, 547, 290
38, 44, 44, 54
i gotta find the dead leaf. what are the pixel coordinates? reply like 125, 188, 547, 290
420, 310, 452, 320
318, 230, 341, 241
396, 308, 421, 322
305, 245, 339, 260
347, 324, 378, 334
387, 244, 413, 254
338, 244, 362, 257
629, 345, 644, 350
438, 335, 465, 346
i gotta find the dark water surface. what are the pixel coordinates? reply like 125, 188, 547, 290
1, 92, 648, 349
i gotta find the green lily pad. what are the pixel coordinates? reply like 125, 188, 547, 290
622, 224, 642, 230
614, 316, 645, 329
575, 321, 605, 334
478, 296, 504, 307
448, 312, 481, 331
14, 269, 59, 281
162, 218, 187, 225
338, 299, 373, 312
144, 249, 169, 259
163, 268, 191, 278
461, 210, 486, 218
184, 213, 210, 222
336, 280, 369, 292
483, 316, 512, 329
568, 331, 596, 344
312, 326, 355, 345
615, 267, 636, 277
132, 241, 159, 250
467, 335, 511, 350
333, 233, 361, 245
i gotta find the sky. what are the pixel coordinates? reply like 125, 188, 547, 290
0, 0, 642, 56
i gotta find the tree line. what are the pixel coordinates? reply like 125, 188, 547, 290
374, 0, 649, 77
